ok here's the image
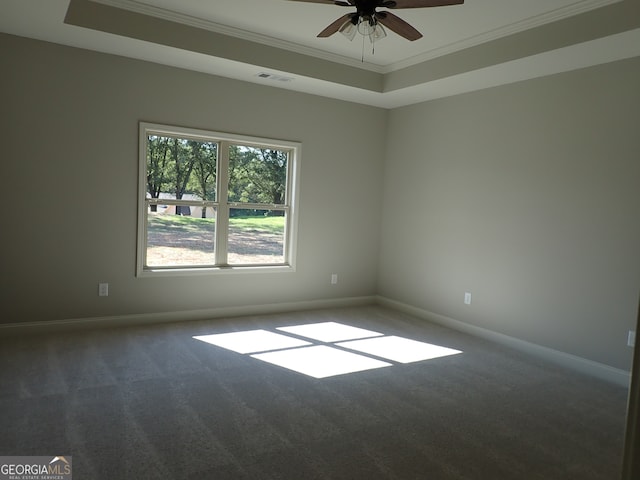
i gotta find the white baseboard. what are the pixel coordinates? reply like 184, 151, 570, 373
377, 295, 631, 388
0, 296, 376, 336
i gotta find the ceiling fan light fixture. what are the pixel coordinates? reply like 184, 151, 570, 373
340, 16, 386, 44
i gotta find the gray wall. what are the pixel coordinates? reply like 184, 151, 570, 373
0, 34, 387, 324
379, 57, 640, 370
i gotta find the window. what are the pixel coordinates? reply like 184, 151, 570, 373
137, 123, 300, 276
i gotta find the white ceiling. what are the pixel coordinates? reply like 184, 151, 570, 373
2, 0, 640, 108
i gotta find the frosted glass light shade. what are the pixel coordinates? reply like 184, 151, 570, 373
339, 20, 357, 41
340, 16, 387, 44
369, 23, 387, 42
357, 17, 376, 36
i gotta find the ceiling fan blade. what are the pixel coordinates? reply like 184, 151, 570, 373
376, 11, 422, 41
388, 0, 464, 8
285, 0, 346, 4
318, 14, 353, 37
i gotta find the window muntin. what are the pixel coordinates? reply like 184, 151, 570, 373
137, 123, 299, 275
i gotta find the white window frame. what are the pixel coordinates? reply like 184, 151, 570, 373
137, 122, 301, 277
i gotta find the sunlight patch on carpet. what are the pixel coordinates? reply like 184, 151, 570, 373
193, 330, 311, 354
193, 321, 463, 378
252, 345, 392, 378
277, 322, 383, 342
337, 336, 462, 363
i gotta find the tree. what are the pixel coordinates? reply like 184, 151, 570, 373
189, 140, 217, 218
170, 138, 196, 215
146, 136, 171, 212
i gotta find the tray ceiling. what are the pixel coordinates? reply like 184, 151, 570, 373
1, 0, 639, 107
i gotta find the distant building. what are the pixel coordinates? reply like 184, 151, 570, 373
149, 193, 212, 218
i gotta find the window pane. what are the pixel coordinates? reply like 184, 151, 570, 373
147, 135, 217, 204
146, 207, 216, 266
228, 209, 285, 265
228, 146, 287, 204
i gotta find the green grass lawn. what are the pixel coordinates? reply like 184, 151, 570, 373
229, 216, 285, 234
148, 213, 284, 235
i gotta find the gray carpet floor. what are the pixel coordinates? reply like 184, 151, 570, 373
0, 306, 629, 479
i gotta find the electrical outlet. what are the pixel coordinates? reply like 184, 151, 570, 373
331, 274, 338, 285
464, 292, 472, 305
98, 283, 109, 297
628, 330, 636, 348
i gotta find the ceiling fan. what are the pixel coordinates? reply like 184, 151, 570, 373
286, 0, 464, 42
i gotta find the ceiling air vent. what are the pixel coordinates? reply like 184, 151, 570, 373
256, 72, 294, 82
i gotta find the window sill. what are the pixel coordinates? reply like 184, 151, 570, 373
137, 264, 295, 278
